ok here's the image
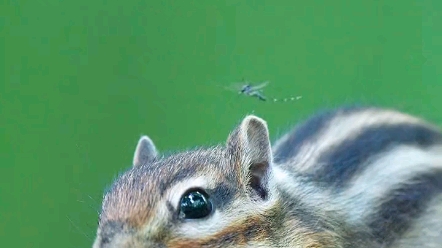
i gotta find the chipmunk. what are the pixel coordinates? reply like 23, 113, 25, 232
93, 106, 442, 248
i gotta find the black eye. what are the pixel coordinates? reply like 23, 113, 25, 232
179, 189, 213, 219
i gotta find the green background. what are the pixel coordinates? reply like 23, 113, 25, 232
2, 0, 442, 247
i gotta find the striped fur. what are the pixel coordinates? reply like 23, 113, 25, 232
93, 106, 442, 248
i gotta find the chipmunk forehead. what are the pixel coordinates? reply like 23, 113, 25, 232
152, 146, 230, 176
120, 147, 230, 188
98, 146, 242, 230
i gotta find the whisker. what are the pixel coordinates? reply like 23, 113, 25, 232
67, 215, 93, 240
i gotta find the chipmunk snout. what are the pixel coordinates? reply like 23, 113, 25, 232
94, 220, 134, 248
100, 220, 126, 244
95, 220, 167, 248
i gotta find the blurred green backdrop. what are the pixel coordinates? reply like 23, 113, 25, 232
2, 0, 442, 247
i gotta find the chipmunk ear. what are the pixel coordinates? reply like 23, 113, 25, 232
226, 115, 273, 200
133, 135, 158, 167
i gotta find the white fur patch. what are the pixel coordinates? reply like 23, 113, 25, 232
339, 145, 442, 223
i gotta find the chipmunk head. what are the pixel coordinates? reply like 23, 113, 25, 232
93, 115, 279, 248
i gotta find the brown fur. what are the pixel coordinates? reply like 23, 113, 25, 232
93, 107, 442, 248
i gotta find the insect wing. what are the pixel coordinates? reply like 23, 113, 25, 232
223, 82, 249, 93
249, 81, 270, 91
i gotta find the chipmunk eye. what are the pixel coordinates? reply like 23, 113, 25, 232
179, 189, 212, 219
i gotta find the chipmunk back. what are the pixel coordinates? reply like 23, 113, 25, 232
93, 106, 442, 248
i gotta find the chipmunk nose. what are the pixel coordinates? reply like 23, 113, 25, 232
94, 221, 166, 248
94, 220, 126, 247
102, 221, 124, 241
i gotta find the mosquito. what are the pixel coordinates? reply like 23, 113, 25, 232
223, 80, 302, 102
